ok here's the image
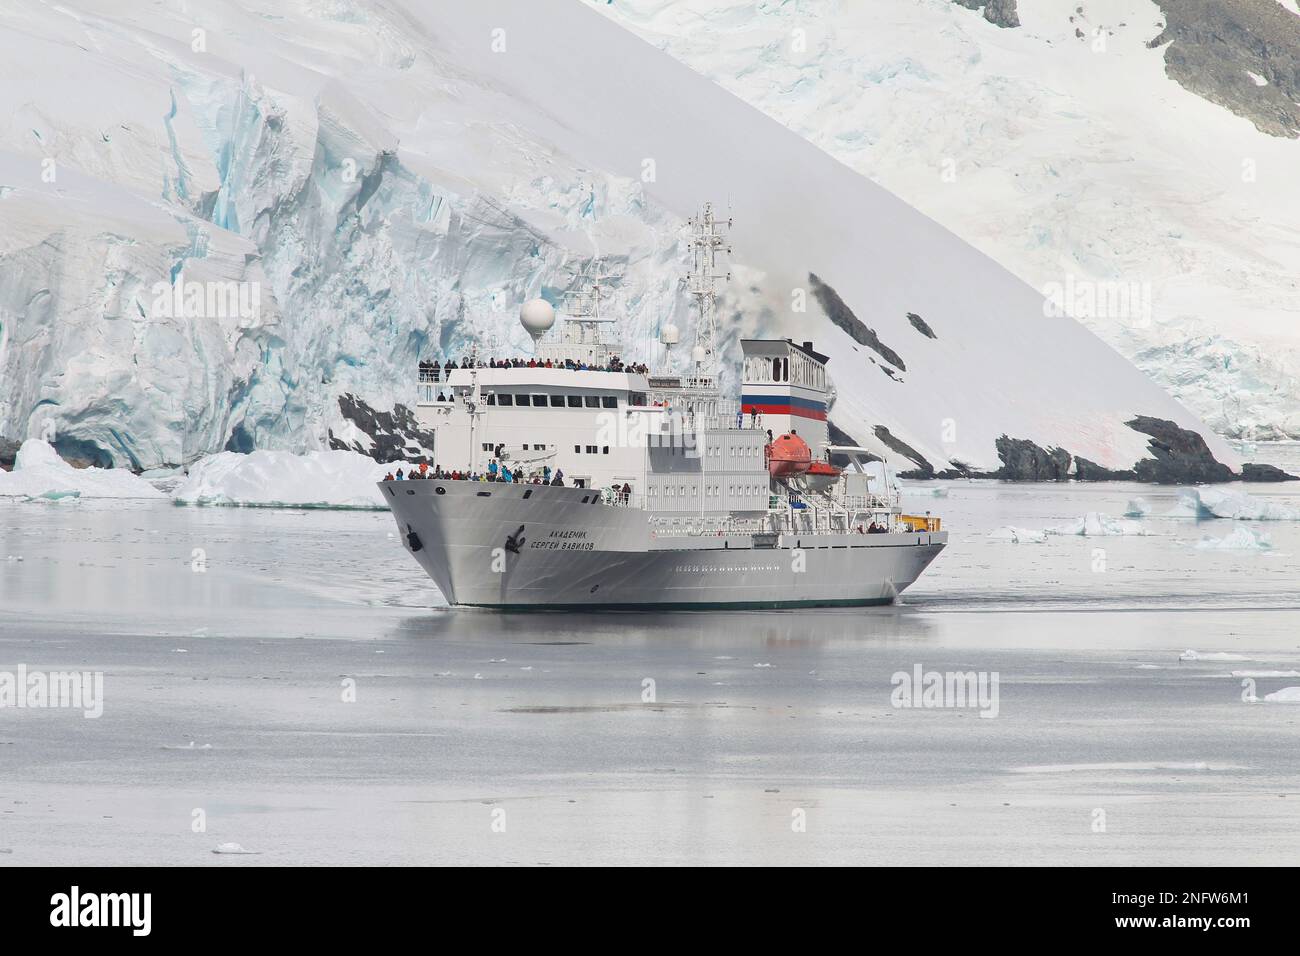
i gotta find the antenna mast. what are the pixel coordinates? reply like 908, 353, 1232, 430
685, 202, 731, 380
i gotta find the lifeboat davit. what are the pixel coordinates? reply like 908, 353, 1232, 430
766, 433, 812, 478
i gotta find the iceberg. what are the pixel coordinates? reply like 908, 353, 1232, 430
0, 440, 165, 500
1195, 526, 1272, 550
1168, 488, 1299, 520
1179, 650, 1250, 662
1053, 512, 1147, 537
1123, 497, 1151, 517
173, 449, 398, 510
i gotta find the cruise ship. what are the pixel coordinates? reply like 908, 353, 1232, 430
380, 204, 946, 609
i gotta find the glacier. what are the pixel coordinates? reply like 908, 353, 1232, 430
591, 0, 1300, 441
0, 0, 1251, 478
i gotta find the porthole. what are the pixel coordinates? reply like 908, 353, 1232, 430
435, 486, 446, 495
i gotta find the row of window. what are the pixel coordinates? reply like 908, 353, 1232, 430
704, 443, 763, 458
486, 393, 624, 409
574, 445, 611, 455
648, 483, 767, 498
479, 443, 549, 452
744, 355, 826, 389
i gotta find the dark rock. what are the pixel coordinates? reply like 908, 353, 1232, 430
1241, 462, 1300, 482
951, 0, 1021, 29
330, 393, 438, 464
994, 435, 1071, 480
826, 420, 870, 469
906, 312, 937, 339
1125, 415, 1235, 483
0, 436, 19, 471
873, 425, 935, 477
1074, 456, 1137, 481
808, 272, 907, 372
1148, 0, 1300, 139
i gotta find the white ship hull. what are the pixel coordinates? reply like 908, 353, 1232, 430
382, 480, 946, 609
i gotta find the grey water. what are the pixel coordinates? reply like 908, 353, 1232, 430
2, 475, 1300, 865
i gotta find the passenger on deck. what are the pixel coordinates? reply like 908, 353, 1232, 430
384, 472, 395, 481
395, 469, 405, 480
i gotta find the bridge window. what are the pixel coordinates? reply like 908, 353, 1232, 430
484, 393, 496, 405
550, 395, 565, 407
567, 395, 582, 408
498, 394, 513, 406
584, 396, 600, 408
601, 395, 617, 408
515, 394, 531, 406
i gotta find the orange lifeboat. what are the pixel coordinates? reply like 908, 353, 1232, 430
766, 433, 812, 478
807, 461, 840, 478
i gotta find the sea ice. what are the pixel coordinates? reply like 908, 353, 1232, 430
1123, 497, 1151, 517
1179, 650, 1250, 662
0, 440, 165, 500
1195, 526, 1272, 550
212, 843, 260, 854
1053, 512, 1147, 537
174, 449, 398, 509
1168, 488, 1299, 520
988, 526, 1048, 544
1263, 687, 1300, 703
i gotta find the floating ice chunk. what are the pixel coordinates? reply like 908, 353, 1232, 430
1053, 512, 1146, 536
1263, 687, 1300, 703
1195, 526, 1272, 550
212, 842, 261, 854
1232, 670, 1300, 678
1179, 650, 1250, 662
174, 449, 399, 510
902, 484, 948, 497
0, 440, 165, 500
1123, 497, 1150, 517
988, 526, 1048, 543
1168, 488, 1299, 521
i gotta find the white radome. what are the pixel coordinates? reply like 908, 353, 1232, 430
691, 345, 707, 365
659, 323, 680, 346
519, 298, 556, 341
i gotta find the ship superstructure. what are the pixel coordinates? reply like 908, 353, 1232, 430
384, 204, 945, 608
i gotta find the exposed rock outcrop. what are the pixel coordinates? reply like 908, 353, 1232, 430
329, 394, 438, 465
993, 436, 1071, 481
874, 425, 934, 477
1074, 457, 1137, 482
906, 312, 937, 339
1241, 462, 1300, 482
809, 273, 907, 372
1126, 415, 1235, 484
0, 436, 19, 471
952, 0, 1021, 29
1148, 0, 1300, 139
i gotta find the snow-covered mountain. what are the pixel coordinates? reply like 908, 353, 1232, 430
0, 0, 1253, 479
589, 0, 1300, 441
